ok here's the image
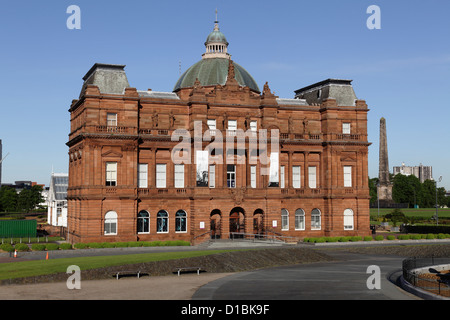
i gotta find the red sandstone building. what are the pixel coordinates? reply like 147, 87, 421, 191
66, 19, 371, 244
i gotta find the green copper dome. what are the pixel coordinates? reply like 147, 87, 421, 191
173, 58, 260, 93
205, 29, 228, 45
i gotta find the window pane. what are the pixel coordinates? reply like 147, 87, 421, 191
138, 164, 148, 188
342, 123, 351, 134
250, 166, 256, 188
209, 165, 215, 188
268, 152, 279, 187
293, 166, 301, 188
280, 166, 285, 188
175, 164, 184, 188
344, 166, 352, 187
308, 166, 317, 189
196, 150, 208, 187
156, 164, 166, 188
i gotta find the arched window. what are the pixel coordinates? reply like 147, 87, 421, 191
281, 209, 289, 231
176, 210, 187, 233
104, 211, 117, 235
137, 210, 150, 234
157, 210, 168, 233
344, 209, 354, 230
311, 209, 321, 230
295, 209, 305, 230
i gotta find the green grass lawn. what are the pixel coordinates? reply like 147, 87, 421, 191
0, 249, 242, 280
370, 208, 450, 219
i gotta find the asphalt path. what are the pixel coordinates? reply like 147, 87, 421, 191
192, 250, 420, 300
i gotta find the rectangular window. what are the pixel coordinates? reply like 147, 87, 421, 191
292, 166, 301, 189
107, 113, 117, 127
268, 152, 279, 187
342, 123, 351, 134
174, 164, 184, 188
309, 166, 317, 189
344, 166, 352, 187
227, 164, 236, 188
228, 120, 237, 131
196, 150, 208, 187
106, 162, 117, 186
209, 165, 215, 188
207, 119, 216, 130
250, 120, 257, 132
280, 166, 285, 188
250, 165, 256, 188
156, 164, 166, 188
138, 163, 148, 188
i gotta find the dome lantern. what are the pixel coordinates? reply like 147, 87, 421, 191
202, 10, 230, 60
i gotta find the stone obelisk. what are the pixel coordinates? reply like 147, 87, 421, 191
377, 117, 393, 205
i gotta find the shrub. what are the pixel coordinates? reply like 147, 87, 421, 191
74, 243, 88, 249
15, 243, 29, 252
363, 236, 373, 241
31, 244, 46, 251
325, 237, 339, 243
426, 233, 436, 239
437, 233, 446, 239
338, 236, 350, 242
350, 236, 362, 242
45, 243, 59, 251
397, 235, 410, 240
0, 243, 14, 252
59, 243, 73, 250
387, 235, 396, 240
375, 235, 384, 241
127, 241, 142, 247
113, 242, 129, 247
101, 242, 116, 248
86, 242, 103, 248
410, 234, 422, 240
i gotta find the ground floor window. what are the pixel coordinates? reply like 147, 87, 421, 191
104, 211, 117, 235
344, 209, 354, 230
137, 210, 150, 234
311, 208, 321, 230
281, 209, 289, 230
157, 210, 168, 233
176, 210, 187, 232
295, 208, 305, 230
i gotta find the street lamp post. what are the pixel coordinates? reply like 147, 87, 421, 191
435, 176, 443, 226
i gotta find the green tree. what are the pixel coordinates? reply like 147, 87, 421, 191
17, 185, 44, 212
392, 174, 421, 207
368, 177, 379, 204
0, 186, 18, 212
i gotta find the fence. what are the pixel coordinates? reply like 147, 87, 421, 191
402, 256, 450, 298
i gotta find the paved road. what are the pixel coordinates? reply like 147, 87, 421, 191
193, 251, 420, 300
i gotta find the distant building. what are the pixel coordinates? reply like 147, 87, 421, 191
47, 173, 68, 227
393, 163, 433, 183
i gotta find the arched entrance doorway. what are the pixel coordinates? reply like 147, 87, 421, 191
210, 209, 222, 239
253, 209, 265, 237
230, 207, 245, 238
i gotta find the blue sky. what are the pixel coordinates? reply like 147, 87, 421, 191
0, 0, 449, 190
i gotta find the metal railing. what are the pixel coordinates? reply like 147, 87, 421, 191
229, 232, 299, 243
402, 256, 450, 298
